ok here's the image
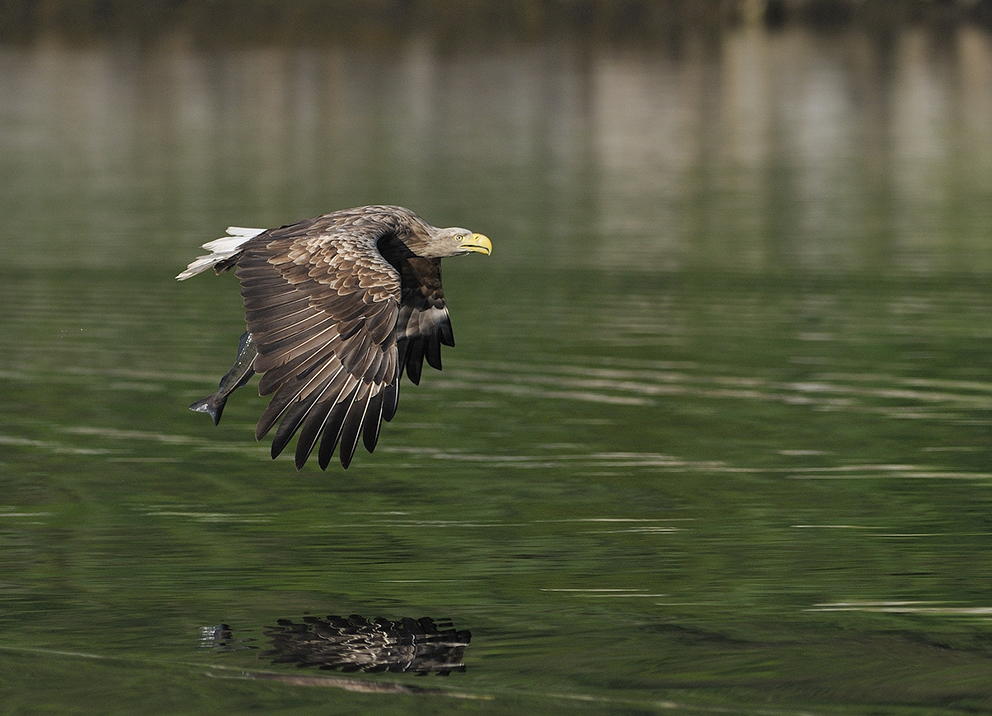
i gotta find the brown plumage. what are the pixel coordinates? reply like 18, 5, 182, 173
177, 205, 492, 469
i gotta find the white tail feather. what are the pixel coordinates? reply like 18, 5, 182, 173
175, 226, 265, 280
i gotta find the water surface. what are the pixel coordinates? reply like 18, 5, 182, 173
2, 12, 992, 715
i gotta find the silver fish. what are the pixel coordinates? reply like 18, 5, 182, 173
189, 331, 257, 425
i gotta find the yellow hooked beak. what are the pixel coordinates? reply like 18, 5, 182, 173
461, 233, 492, 256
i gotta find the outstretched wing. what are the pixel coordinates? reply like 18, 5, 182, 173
395, 257, 454, 385
235, 217, 402, 470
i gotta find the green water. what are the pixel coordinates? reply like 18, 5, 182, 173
3, 14, 992, 715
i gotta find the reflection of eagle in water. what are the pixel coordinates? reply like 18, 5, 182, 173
177, 205, 492, 470
262, 615, 471, 675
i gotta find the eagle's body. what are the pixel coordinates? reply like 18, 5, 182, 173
177, 205, 491, 469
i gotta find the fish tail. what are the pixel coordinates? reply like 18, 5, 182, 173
190, 393, 228, 426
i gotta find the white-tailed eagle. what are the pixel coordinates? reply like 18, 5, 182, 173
177, 205, 492, 469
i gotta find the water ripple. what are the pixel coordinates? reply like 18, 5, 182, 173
439, 359, 992, 420
808, 601, 992, 616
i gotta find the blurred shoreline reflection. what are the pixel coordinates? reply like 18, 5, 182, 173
1, 11, 990, 277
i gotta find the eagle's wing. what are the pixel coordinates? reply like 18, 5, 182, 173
235, 217, 402, 470
394, 257, 454, 385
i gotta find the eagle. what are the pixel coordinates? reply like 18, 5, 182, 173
177, 205, 492, 470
